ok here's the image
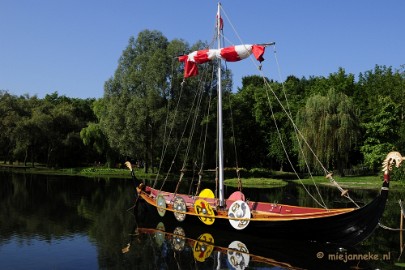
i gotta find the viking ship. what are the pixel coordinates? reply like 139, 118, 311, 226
123, 204, 374, 270
127, 2, 404, 245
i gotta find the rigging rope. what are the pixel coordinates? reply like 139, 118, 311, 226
171, 64, 216, 195
154, 60, 185, 188
219, 4, 359, 208
260, 75, 327, 209
220, 6, 328, 207
260, 50, 359, 208
174, 67, 208, 194
270, 45, 328, 208
379, 200, 405, 231
157, 5, 362, 209
218, 12, 243, 189
263, 49, 360, 207
195, 71, 215, 196
224, 63, 243, 190
159, 73, 204, 192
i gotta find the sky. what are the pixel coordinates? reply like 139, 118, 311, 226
1, 0, 404, 99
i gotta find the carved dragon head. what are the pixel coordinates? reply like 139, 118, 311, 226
382, 151, 405, 173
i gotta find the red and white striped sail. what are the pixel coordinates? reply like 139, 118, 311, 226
179, 44, 265, 78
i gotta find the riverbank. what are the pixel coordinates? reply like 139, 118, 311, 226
1, 164, 403, 190
0, 164, 152, 179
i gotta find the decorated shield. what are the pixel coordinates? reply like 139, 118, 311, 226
173, 196, 187, 222
228, 200, 251, 230
156, 194, 166, 217
194, 199, 215, 225
199, 188, 215, 199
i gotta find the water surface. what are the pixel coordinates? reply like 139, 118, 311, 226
0, 172, 403, 269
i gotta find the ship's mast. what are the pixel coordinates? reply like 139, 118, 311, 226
217, 2, 225, 207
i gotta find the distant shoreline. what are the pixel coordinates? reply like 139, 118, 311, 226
1, 164, 400, 190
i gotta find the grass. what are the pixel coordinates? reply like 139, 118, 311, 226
2, 162, 404, 190
224, 178, 288, 188
0, 163, 156, 179
224, 175, 399, 190
298, 174, 405, 189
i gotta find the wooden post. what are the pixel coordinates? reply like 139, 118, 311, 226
400, 200, 404, 254
401, 212, 403, 253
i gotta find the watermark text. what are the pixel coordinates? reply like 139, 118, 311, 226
316, 251, 391, 263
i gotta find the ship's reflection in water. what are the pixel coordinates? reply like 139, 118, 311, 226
121, 201, 375, 270
124, 223, 301, 269
122, 222, 301, 270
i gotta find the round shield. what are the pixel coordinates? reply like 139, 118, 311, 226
228, 200, 251, 230
228, 191, 245, 201
199, 188, 215, 199
227, 240, 250, 270
156, 194, 166, 217
193, 233, 214, 262
173, 196, 187, 222
172, 227, 186, 251
154, 222, 165, 247
194, 199, 215, 225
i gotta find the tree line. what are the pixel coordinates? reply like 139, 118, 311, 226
1, 30, 404, 176
0, 92, 97, 167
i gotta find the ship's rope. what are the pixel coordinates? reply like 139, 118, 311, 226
260, 75, 327, 209
153, 60, 185, 188
187, 108, 206, 196
226, 77, 243, 190
175, 68, 208, 194
195, 71, 215, 196
158, 69, 210, 192
271, 46, 328, 207
266, 50, 359, 207
155, 34, 218, 193
219, 6, 243, 49
220, 5, 359, 208
379, 200, 405, 231
260, 55, 359, 208
219, 5, 327, 208
221, 20, 242, 191
378, 223, 405, 231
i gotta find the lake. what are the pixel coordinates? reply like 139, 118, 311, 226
0, 171, 404, 269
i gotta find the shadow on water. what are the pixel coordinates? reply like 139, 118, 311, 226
0, 171, 404, 269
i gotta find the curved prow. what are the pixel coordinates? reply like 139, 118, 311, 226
125, 161, 141, 187
382, 151, 405, 184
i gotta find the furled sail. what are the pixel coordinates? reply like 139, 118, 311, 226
179, 44, 265, 78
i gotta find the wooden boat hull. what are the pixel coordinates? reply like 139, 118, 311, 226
135, 181, 389, 245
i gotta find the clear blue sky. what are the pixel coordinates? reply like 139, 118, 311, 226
1, 0, 404, 99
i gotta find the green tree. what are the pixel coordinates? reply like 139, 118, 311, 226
296, 88, 360, 175
356, 65, 403, 122
355, 65, 405, 170
0, 92, 31, 164
239, 75, 303, 171
398, 65, 405, 152
15, 92, 97, 167
80, 99, 117, 167
232, 78, 268, 168
360, 96, 399, 170
305, 68, 354, 97
99, 30, 171, 171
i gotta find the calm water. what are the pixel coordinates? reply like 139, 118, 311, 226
0, 171, 404, 269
